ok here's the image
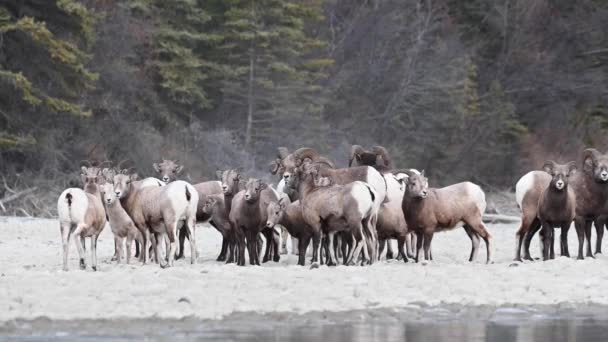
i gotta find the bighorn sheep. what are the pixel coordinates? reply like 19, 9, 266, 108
57, 166, 106, 271
275, 147, 386, 262
265, 198, 317, 266
296, 164, 379, 267
200, 194, 236, 262
515, 149, 608, 260
229, 178, 281, 266
153, 159, 184, 183
348, 145, 392, 169
399, 170, 492, 263
113, 171, 199, 267
99, 180, 143, 264
531, 161, 577, 261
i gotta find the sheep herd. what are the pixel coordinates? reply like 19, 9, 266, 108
56, 146, 608, 271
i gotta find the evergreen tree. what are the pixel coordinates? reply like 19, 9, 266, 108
211, 0, 332, 155
0, 0, 96, 149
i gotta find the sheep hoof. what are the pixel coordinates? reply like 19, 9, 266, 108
92, 266, 97, 272
79, 259, 86, 270
310, 262, 320, 269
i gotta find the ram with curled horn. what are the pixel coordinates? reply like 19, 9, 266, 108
515, 147, 608, 261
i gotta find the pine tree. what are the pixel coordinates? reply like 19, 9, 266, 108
130, 0, 222, 116
211, 0, 332, 154
0, 1, 97, 149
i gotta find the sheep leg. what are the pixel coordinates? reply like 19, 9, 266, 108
217, 236, 228, 262
114, 236, 123, 264
584, 219, 595, 258
154, 232, 168, 268
468, 221, 493, 264
407, 233, 417, 258
236, 227, 247, 266
335, 234, 343, 260
167, 224, 179, 267
574, 218, 587, 260
245, 230, 255, 265
72, 224, 87, 269
272, 228, 281, 262
595, 217, 605, 255
176, 227, 188, 260
327, 232, 337, 266
523, 219, 541, 260
291, 236, 299, 255
164, 234, 171, 263
60, 222, 72, 271
91, 234, 99, 271
262, 229, 272, 263
423, 232, 433, 261
397, 236, 408, 263
126, 234, 133, 264
386, 240, 395, 260
464, 225, 480, 262
541, 222, 553, 261
349, 225, 368, 266
134, 240, 140, 259
378, 239, 386, 260
414, 231, 423, 263
310, 229, 322, 268
280, 226, 289, 255
342, 234, 352, 265
141, 228, 150, 264
186, 218, 197, 264
298, 236, 310, 266
256, 233, 264, 265
111, 238, 119, 262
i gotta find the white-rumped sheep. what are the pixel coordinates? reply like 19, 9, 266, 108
296, 164, 379, 267
275, 147, 386, 262
515, 149, 608, 260
57, 167, 107, 271
99, 180, 143, 264
400, 170, 492, 263
113, 172, 199, 267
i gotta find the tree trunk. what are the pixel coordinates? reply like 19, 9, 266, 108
245, 0, 256, 149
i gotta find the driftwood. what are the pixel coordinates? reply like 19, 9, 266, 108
0, 187, 38, 212
482, 213, 520, 224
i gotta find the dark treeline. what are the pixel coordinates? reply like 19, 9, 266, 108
0, 0, 607, 216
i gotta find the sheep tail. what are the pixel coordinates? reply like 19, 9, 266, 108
185, 185, 192, 202
65, 192, 73, 221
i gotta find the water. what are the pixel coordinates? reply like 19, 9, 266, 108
2, 305, 608, 342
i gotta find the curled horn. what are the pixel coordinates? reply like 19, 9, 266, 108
292, 147, 320, 166
80, 159, 92, 168
269, 159, 281, 174
116, 159, 131, 170
371, 146, 392, 167
349, 145, 365, 167
277, 147, 290, 159
582, 148, 601, 171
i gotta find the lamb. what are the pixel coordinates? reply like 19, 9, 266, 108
57, 166, 107, 271
200, 194, 235, 262
99, 180, 143, 264
265, 198, 317, 266
275, 147, 386, 262
530, 161, 577, 261
515, 148, 608, 260
399, 170, 492, 263
112, 171, 199, 267
295, 164, 379, 267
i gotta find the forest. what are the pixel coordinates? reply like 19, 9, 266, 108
0, 0, 607, 217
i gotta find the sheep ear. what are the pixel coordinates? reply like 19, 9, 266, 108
542, 161, 555, 174
81, 166, 88, 175
153, 163, 161, 173
129, 173, 139, 182
175, 165, 184, 174
259, 181, 268, 190
420, 169, 425, 177
216, 170, 223, 180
